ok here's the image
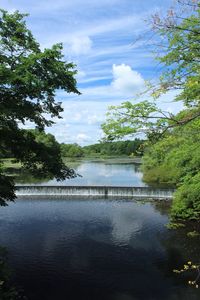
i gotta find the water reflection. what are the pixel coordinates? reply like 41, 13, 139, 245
6, 168, 52, 184
0, 199, 199, 300
13, 159, 146, 186
0, 246, 26, 299
48, 161, 145, 186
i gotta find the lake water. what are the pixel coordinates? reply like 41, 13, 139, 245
0, 198, 200, 300
15, 158, 146, 186
1, 159, 200, 299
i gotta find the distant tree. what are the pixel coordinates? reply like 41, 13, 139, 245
83, 140, 144, 156
60, 143, 84, 157
0, 10, 80, 205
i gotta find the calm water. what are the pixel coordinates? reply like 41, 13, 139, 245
0, 198, 200, 300
15, 158, 146, 186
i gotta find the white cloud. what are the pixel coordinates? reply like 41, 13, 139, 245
76, 133, 92, 144
67, 36, 92, 55
73, 113, 82, 122
87, 114, 103, 125
111, 64, 144, 94
2, 0, 181, 146
76, 70, 86, 79
75, 64, 145, 99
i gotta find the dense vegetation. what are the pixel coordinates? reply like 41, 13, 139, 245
83, 139, 144, 157
2, 133, 144, 160
46, 138, 144, 158
102, 0, 200, 221
60, 143, 85, 158
0, 10, 79, 205
142, 116, 200, 220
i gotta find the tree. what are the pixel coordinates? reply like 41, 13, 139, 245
83, 140, 144, 156
142, 116, 200, 220
101, 0, 200, 220
102, 0, 200, 141
60, 143, 84, 158
0, 10, 80, 205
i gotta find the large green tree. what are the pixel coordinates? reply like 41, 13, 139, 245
0, 10, 80, 205
102, 0, 200, 220
102, 0, 200, 141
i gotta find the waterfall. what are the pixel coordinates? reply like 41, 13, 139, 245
15, 185, 175, 200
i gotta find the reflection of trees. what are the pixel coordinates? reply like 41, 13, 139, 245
4, 168, 52, 184
0, 246, 26, 300
146, 201, 200, 298
152, 201, 171, 216
62, 158, 83, 170
155, 226, 200, 299
5, 159, 144, 185
144, 180, 176, 189
4, 158, 84, 184
132, 163, 141, 173
163, 224, 200, 265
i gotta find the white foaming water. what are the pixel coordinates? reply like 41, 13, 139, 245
15, 185, 175, 199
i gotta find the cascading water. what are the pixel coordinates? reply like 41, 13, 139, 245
15, 185, 175, 199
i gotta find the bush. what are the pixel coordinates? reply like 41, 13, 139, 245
171, 173, 200, 220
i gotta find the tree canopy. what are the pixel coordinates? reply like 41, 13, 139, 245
102, 0, 200, 141
102, 0, 200, 221
60, 143, 84, 158
0, 10, 80, 205
83, 139, 144, 157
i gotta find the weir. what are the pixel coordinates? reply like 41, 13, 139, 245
15, 185, 175, 200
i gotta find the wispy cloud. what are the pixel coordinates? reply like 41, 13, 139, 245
1, 0, 178, 144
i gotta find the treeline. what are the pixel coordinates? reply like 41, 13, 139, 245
0, 130, 61, 159
61, 139, 144, 157
1, 130, 144, 160
83, 139, 143, 157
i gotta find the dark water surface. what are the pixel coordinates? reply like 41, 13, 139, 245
0, 199, 200, 300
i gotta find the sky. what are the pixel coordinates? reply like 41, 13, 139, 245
1, 0, 182, 145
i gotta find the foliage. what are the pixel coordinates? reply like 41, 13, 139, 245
171, 173, 200, 220
83, 139, 144, 157
101, 0, 200, 221
102, 1, 200, 141
0, 10, 80, 205
187, 231, 200, 238
150, 0, 200, 106
101, 100, 181, 142
142, 118, 200, 219
59, 139, 144, 158
60, 143, 84, 158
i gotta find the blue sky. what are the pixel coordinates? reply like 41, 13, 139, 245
2, 0, 181, 145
